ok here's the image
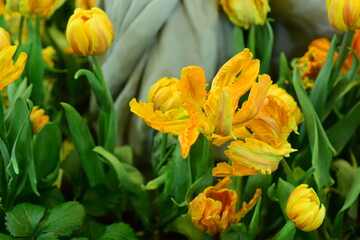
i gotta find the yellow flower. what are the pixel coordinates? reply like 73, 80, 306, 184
30, 106, 49, 134
327, 0, 360, 31
0, 45, 27, 90
213, 85, 302, 177
0, 27, 11, 51
0, 0, 5, 14
286, 184, 326, 232
42, 46, 56, 67
147, 77, 183, 112
18, 0, 65, 19
66, 7, 114, 56
76, 0, 96, 9
220, 0, 270, 29
189, 177, 262, 235
130, 49, 272, 158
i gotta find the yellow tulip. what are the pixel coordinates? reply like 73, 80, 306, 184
30, 106, 49, 134
42, 46, 56, 67
0, 0, 5, 14
286, 184, 326, 232
0, 27, 11, 51
147, 77, 183, 112
189, 177, 261, 235
327, 0, 360, 31
220, 0, 270, 29
0, 45, 27, 90
130, 49, 272, 158
66, 7, 114, 56
19, 0, 65, 19
76, 0, 96, 9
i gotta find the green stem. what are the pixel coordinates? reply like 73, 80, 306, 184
18, 16, 24, 47
233, 26, 245, 55
196, 137, 211, 179
92, 55, 107, 89
332, 31, 354, 83
274, 220, 296, 240
281, 158, 296, 184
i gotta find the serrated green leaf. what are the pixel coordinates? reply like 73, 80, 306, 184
39, 201, 85, 237
98, 222, 138, 240
249, 197, 262, 239
61, 102, 105, 186
37, 233, 59, 240
293, 67, 334, 189
5, 203, 45, 237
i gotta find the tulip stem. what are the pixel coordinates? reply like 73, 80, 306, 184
332, 30, 354, 82
18, 16, 24, 47
281, 159, 296, 184
92, 56, 106, 88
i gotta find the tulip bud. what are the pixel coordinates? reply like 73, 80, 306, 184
189, 177, 261, 235
42, 46, 56, 67
327, 0, 360, 31
147, 77, 183, 112
0, 45, 27, 90
30, 106, 49, 134
0, 27, 11, 51
286, 184, 326, 232
66, 7, 114, 56
220, 0, 270, 29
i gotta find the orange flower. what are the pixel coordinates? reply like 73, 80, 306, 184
19, 0, 66, 19
286, 184, 326, 232
30, 106, 49, 134
130, 49, 272, 158
297, 38, 332, 90
189, 177, 262, 235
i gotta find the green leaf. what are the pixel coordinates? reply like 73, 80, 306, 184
278, 52, 291, 86
220, 223, 249, 240
293, 67, 334, 189
340, 167, 360, 212
167, 215, 211, 240
75, 69, 111, 112
249, 197, 262, 239
296, 167, 315, 185
39, 201, 85, 237
27, 16, 45, 105
277, 178, 295, 217
5, 203, 45, 237
7, 78, 32, 106
37, 234, 59, 240
309, 36, 337, 118
274, 220, 296, 240
33, 123, 61, 188
143, 171, 167, 190
327, 102, 360, 155
0, 233, 12, 240
93, 146, 153, 230
82, 186, 121, 217
61, 102, 105, 186
257, 20, 274, 74
114, 145, 133, 165
98, 222, 138, 240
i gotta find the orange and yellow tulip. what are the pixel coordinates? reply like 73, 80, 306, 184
286, 184, 326, 232
130, 49, 272, 158
220, 0, 270, 29
30, 106, 49, 134
66, 7, 114, 56
327, 0, 360, 31
189, 177, 261, 235
19, 0, 65, 19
